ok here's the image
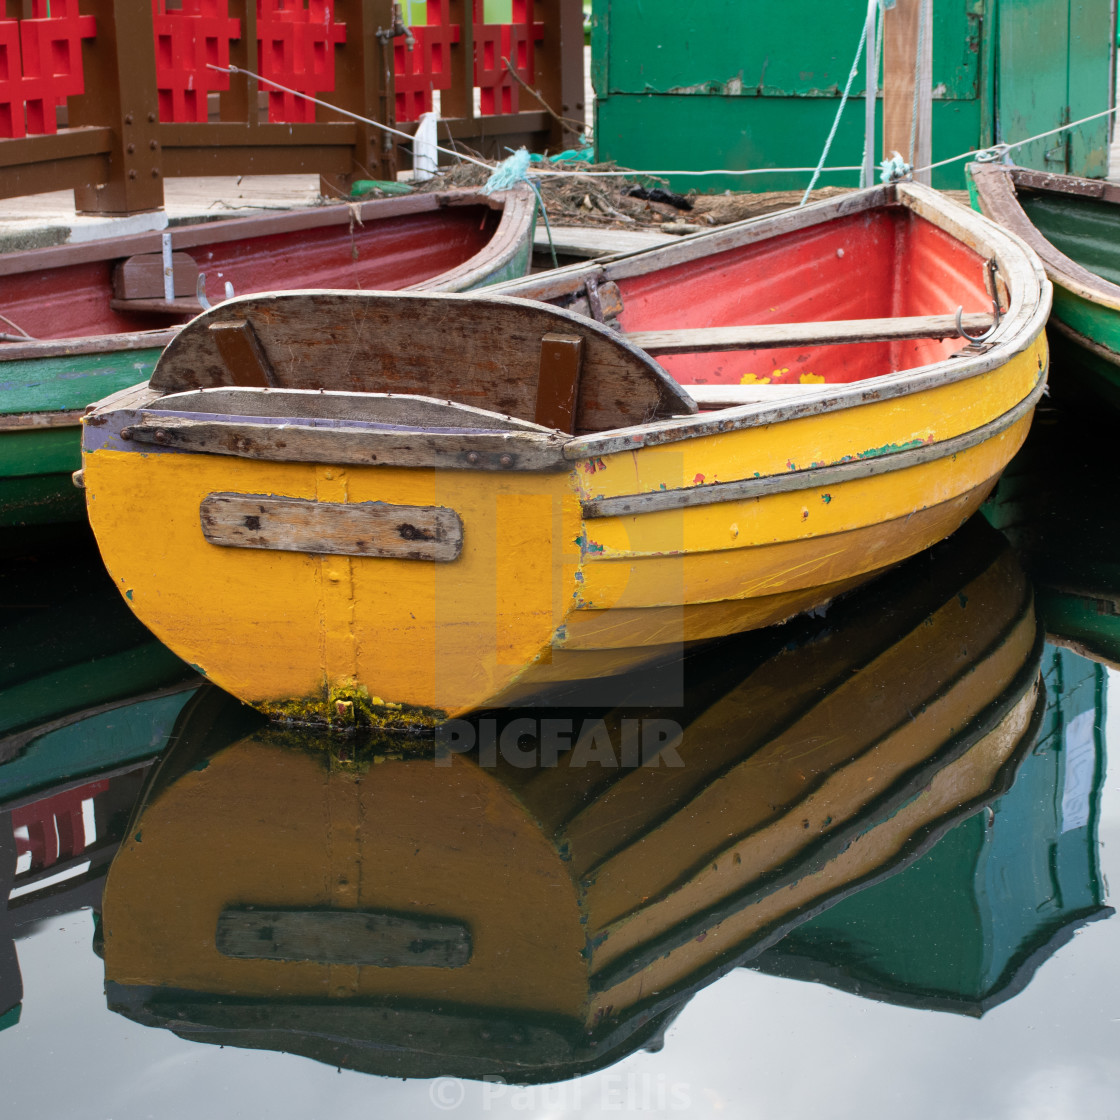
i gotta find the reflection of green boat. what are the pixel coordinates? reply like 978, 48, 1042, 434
0, 528, 196, 748
0, 525, 203, 1032
749, 647, 1111, 1014
1, 684, 203, 1034
982, 407, 1120, 668
100, 519, 1045, 1081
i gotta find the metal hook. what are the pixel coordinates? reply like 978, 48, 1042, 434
956, 259, 1003, 343
196, 272, 212, 311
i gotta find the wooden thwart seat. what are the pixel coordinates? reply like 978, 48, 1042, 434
625, 312, 995, 355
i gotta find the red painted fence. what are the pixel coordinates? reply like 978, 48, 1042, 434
0, 0, 583, 214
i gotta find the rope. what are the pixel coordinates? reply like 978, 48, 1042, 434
912, 104, 1120, 177
798, 14, 869, 205
211, 61, 1117, 192
206, 64, 492, 170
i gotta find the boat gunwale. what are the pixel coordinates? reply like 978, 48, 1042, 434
580, 375, 1045, 518
969, 161, 1120, 312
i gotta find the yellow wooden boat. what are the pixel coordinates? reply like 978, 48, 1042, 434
99, 520, 1044, 1079
80, 182, 1050, 728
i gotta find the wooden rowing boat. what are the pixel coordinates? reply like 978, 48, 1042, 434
1, 186, 536, 528
99, 521, 1044, 1078
968, 162, 1120, 413
80, 181, 1050, 729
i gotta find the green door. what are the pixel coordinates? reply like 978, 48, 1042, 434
997, 0, 1114, 176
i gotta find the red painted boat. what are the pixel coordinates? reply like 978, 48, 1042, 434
1, 185, 536, 527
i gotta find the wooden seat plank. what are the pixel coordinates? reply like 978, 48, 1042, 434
625, 312, 994, 355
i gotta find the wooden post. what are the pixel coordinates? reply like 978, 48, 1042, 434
441, 0, 475, 127
320, 0, 396, 197
69, 0, 164, 213
219, 0, 258, 125
882, 0, 932, 185
536, 0, 586, 151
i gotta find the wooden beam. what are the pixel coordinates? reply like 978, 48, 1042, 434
625, 313, 994, 355
215, 906, 472, 966
209, 320, 276, 387
200, 493, 464, 561
535, 333, 583, 432
882, 0, 933, 185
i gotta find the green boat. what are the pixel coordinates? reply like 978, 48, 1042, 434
969, 162, 1120, 414
747, 646, 1111, 1015
0, 186, 536, 528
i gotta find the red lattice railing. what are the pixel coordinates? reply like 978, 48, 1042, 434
152, 0, 347, 124
257, 0, 346, 123
394, 0, 544, 123
0, 0, 580, 215
152, 0, 240, 123
0, 0, 95, 139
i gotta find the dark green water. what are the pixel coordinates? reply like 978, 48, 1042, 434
1, 402, 1118, 1119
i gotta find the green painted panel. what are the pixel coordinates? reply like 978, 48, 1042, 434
1020, 193, 1120, 285
595, 0, 979, 99
1067, 0, 1113, 178
0, 348, 160, 416
0, 426, 80, 479
595, 94, 981, 192
997, 0, 1112, 176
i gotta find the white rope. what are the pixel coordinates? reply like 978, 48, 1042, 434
211, 61, 1117, 191
798, 14, 869, 205
206, 64, 493, 170
913, 104, 1120, 176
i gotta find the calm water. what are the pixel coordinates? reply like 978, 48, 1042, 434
3, 404, 1119, 1119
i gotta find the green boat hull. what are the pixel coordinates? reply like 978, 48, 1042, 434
1, 347, 162, 528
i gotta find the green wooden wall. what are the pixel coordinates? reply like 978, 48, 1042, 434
592, 0, 1114, 192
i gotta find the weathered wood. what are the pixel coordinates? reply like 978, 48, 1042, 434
567, 279, 625, 322
113, 253, 200, 300
149, 291, 695, 432
200, 493, 464, 561
107, 297, 200, 315
156, 387, 555, 432
533, 227, 674, 259
681, 384, 828, 408
626, 313, 994, 355
209, 321, 276, 388
0, 329, 179, 363
123, 413, 569, 471
0, 409, 85, 432
535, 334, 583, 432
883, 0, 932, 185
214, 906, 472, 967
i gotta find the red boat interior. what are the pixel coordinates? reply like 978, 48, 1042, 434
0, 204, 501, 342
615, 207, 992, 388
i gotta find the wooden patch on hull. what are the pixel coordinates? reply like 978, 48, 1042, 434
215, 907, 472, 968
200, 493, 463, 561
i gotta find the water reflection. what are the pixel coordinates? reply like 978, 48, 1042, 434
748, 646, 1111, 1014
95, 517, 1047, 1082
985, 405, 1120, 668
0, 528, 201, 1033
